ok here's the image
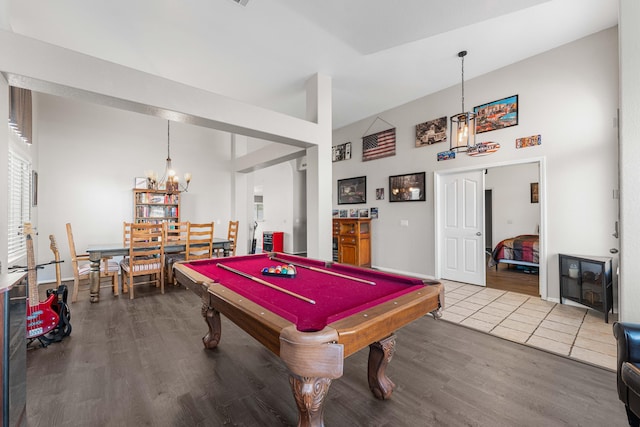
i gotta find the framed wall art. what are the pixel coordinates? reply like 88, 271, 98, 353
362, 128, 396, 161
389, 172, 426, 202
516, 134, 542, 149
474, 94, 518, 134
32, 171, 38, 206
332, 142, 352, 162
337, 176, 367, 205
416, 116, 447, 147
531, 182, 539, 203
134, 176, 147, 189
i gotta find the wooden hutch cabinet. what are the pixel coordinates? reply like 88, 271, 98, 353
133, 189, 180, 225
332, 218, 371, 267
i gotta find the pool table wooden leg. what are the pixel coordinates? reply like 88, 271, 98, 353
289, 374, 333, 427
200, 295, 221, 349
367, 334, 396, 400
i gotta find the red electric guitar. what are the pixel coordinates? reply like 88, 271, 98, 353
24, 223, 60, 339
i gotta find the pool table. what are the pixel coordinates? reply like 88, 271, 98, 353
173, 252, 443, 427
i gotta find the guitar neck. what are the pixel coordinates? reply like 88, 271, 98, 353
25, 223, 39, 307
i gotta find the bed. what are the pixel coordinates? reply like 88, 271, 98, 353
488, 234, 539, 270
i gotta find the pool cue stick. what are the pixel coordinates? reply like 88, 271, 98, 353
270, 257, 376, 286
216, 263, 316, 305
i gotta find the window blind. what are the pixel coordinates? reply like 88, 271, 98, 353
7, 150, 31, 261
8, 86, 33, 144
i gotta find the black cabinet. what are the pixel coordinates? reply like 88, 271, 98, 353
1, 272, 27, 427
559, 254, 613, 323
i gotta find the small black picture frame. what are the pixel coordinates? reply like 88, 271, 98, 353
531, 182, 539, 203
32, 171, 38, 207
337, 176, 367, 205
389, 172, 426, 202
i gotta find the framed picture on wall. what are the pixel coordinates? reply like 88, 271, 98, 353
389, 172, 426, 202
474, 94, 518, 134
332, 142, 352, 162
416, 116, 447, 147
32, 171, 38, 206
134, 177, 147, 189
337, 176, 367, 205
531, 182, 539, 203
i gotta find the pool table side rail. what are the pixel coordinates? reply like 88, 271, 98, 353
274, 252, 445, 311
172, 262, 213, 297
330, 284, 442, 357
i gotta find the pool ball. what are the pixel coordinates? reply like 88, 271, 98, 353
262, 267, 269, 273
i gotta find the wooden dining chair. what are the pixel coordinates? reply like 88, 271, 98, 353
186, 222, 214, 260
216, 220, 239, 257
164, 221, 188, 285
119, 222, 165, 299
66, 223, 119, 303
228, 220, 239, 256
123, 221, 132, 246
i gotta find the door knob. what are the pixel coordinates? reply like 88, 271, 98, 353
476, 232, 482, 236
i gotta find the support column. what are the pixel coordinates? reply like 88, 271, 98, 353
305, 74, 332, 260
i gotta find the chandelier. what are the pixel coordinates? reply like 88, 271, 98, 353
449, 50, 476, 152
145, 120, 191, 192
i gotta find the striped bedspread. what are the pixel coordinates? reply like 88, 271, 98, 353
488, 234, 539, 268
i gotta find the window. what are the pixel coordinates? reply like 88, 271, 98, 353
254, 194, 264, 221
8, 150, 31, 261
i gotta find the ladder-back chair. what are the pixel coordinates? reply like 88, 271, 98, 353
186, 222, 214, 260
164, 221, 188, 285
120, 222, 166, 299
66, 223, 119, 303
216, 220, 238, 257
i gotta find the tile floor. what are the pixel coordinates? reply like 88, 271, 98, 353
439, 280, 617, 371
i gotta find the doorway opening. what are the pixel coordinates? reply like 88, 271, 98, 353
435, 158, 546, 299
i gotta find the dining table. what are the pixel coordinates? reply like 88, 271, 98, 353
85, 237, 232, 303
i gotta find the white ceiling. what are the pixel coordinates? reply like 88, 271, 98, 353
5, 0, 618, 129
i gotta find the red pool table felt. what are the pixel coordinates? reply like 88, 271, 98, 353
184, 253, 427, 332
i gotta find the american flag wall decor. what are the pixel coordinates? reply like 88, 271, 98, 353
362, 128, 396, 161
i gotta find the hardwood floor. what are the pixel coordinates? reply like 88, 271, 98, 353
26, 282, 626, 426
486, 261, 540, 297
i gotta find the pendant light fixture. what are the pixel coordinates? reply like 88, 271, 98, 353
145, 120, 192, 192
449, 50, 476, 152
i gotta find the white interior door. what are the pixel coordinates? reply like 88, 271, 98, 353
439, 170, 485, 285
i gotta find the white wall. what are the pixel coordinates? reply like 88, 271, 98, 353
253, 161, 295, 253
333, 28, 619, 300
35, 93, 232, 282
486, 163, 540, 246
618, 0, 640, 322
